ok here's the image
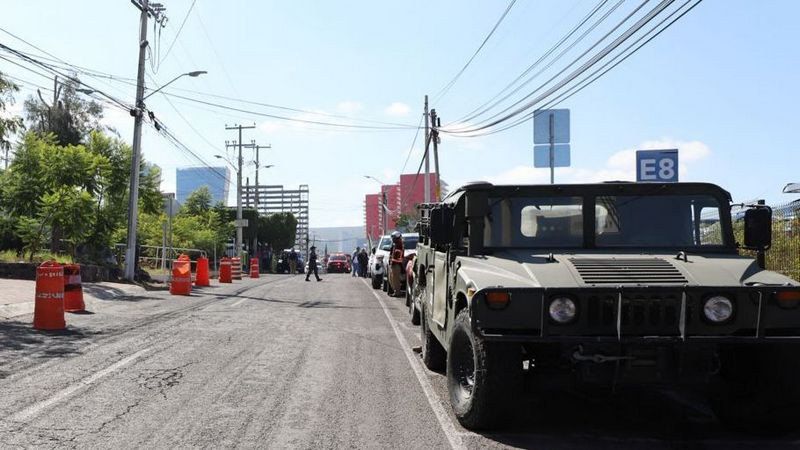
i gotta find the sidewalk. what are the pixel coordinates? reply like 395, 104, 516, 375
0, 279, 150, 320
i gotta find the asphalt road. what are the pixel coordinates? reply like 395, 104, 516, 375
0, 274, 798, 449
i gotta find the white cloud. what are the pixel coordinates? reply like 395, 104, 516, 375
487, 138, 712, 185
258, 120, 284, 134
336, 100, 363, 114
384, 102, 410, 117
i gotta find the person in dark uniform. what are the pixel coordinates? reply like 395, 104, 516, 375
305, 246, 322, 282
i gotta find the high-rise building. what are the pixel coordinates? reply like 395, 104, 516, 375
364, 173, 446, 242
176, 166, 230, 205
242, 184, 309, 253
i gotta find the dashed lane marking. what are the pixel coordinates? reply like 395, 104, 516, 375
361, 279, 468, 450
7, 347, 152, 423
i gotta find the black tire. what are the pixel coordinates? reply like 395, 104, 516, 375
410, 301, 420, 326
420, 305, 446, 372
371, 275, 381, 289
447, 309, 522, 430
711, 344, 800, 434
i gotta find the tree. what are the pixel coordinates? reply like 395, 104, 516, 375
258, 212, 297, 253
0, 72, 23, 157
181, 186, 212, 216
23, 74, 104, 146
395, 213, 418, 232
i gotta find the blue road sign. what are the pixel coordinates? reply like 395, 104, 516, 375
534, 144, 570, 168
533, 109, 570, 144
636, 149, 678, 182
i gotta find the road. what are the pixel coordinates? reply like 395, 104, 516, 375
0, 274, 798, 449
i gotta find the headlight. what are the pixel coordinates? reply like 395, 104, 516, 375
703, 295, 733, 323
549, 297, 577, 324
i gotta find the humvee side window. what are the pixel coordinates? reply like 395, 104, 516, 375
595, 195, 725, 247
485, 196, 583, 247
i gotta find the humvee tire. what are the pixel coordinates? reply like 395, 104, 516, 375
447, 309, 522, 430
711, 344, 800, 433
420, 304, 445, 371
371, 275, 381, 289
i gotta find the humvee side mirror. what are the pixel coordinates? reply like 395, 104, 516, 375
744, 207, 772, 251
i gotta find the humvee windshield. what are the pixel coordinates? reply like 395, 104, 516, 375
484, 194, 725, 249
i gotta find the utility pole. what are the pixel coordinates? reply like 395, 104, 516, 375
423, 95, 430, 204
124, 0, 166, 281
225, 124, 256, 258
253, 143, 271, 212
430, 109, 441, 202
382, 187, 388, 236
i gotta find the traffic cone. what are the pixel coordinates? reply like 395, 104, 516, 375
63, 264, 85, 312
219, 257, 232, 283
249, 258, 259, 278
33, 260, 66, 330
231, 257, 242, 280
170, 254, 192, 295
195, 256, 210, 287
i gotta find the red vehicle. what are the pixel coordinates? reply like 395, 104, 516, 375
326, 253, 351, 273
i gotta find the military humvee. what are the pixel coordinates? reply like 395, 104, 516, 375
410, 181, 800, 431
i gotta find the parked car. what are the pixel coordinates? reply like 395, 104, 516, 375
326, 253, 351, 273
368, 235, 392, 289
411, 180, 800, 432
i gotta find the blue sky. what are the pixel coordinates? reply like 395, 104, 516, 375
2, 0, 799, 227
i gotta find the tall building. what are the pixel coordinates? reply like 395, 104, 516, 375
364, 173, 445, 242
176, 166, 230, 205
242, 184, 310, 253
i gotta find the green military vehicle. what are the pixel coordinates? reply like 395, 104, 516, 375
410, 181, 800, 431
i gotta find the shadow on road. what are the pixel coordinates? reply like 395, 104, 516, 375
474, 386, 800, 449
0, 320, 100, 378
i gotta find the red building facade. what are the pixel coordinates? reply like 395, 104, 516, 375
364, 173, 444, 242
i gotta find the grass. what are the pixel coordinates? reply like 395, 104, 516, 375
0, 249, 74, 264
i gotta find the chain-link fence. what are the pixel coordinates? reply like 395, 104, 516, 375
733, 200, 800, 281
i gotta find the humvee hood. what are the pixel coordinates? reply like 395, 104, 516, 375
456, 250, 799, 291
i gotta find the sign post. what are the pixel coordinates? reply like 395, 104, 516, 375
534, 109, 570, 183
636, 149, 679, 182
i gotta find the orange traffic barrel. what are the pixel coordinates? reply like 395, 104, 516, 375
249, 258, 259, 278
231, 257, 242, 280
195, 256, 210, 287
219, 257, 232, 283
170, 254, 192, 295
63, 264, 85, 312
34, 260, 66, 330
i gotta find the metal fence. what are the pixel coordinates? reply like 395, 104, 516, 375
733, 200, 800, 281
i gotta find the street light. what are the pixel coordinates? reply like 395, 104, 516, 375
143, 71, 207, 100
365, 175, 390, 236
124, 69, 207, 281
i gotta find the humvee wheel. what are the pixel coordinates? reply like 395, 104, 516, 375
409, 284, 421, 325
712, 344, 800, 433
371, 275, 381, 289
420, 304, 445, 371
447, 310, 521, 430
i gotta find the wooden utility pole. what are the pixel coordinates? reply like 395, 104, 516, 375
430, 109, 441, 202
224, 125, 256, 258
423, 95, 430, 204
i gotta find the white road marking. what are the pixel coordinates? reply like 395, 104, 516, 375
361, 279, 469, 450
230, 298, 248, 307
8, 347, 152, 423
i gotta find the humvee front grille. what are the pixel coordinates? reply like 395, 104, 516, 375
570, 258, 687, 285
586, 293, 683, 336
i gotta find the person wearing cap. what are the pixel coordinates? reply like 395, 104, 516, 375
305, 245, 322, 282
388, 231, 404, 296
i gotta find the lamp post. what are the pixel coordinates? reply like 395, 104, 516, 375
124, 70, 206, 280
364, 175, 389, 236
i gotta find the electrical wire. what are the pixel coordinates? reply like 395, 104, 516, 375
399, 114, 425, 175
433, 0, 517, 102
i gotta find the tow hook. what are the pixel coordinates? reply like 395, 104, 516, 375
572, 345, 635, 364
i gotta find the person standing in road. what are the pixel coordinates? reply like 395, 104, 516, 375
289, 248, 298, 275
351, 247, 359, 277
305, 246, 322, 282
388, 231, 404, 297
358, 248, 369, 278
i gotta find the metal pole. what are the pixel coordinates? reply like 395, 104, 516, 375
237, 128, 243, 258
382, 188, 388, 235
431, 109, 441, 202
423, 95, 430, 204
124, 0, 150, 280
549, 112, 555, 185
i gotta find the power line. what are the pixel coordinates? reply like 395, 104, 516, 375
160, 0, 196, 65
399, 114, 425, 175
433, 0, 517, 102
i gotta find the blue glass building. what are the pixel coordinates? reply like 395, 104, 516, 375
176, 167, 230, 205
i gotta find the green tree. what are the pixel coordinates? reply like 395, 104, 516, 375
258, 212, 297, 253
0, 72, 23, 156
181, 186, 212, 216
23, 75, 104, 146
